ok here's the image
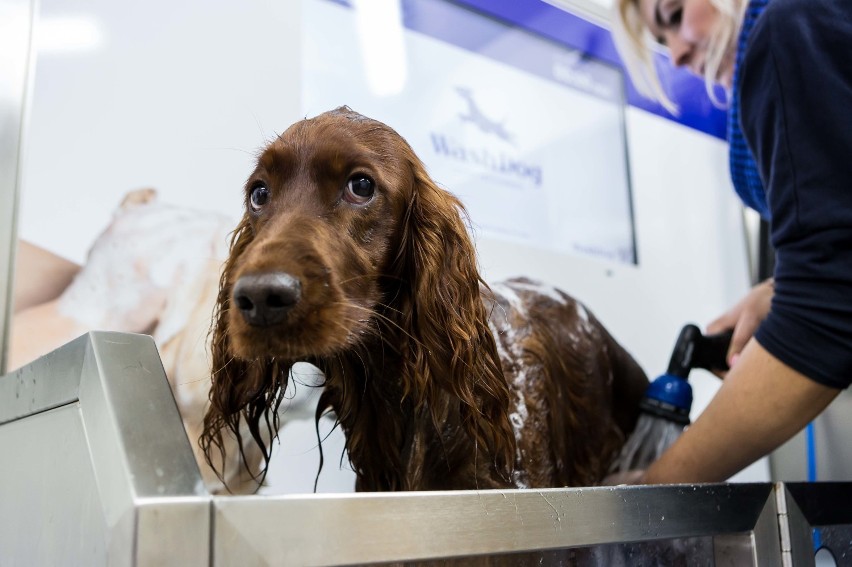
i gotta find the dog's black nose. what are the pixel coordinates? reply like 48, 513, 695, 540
233, 272, 301, 326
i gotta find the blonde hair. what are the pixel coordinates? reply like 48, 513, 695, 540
611, 0, 747, 113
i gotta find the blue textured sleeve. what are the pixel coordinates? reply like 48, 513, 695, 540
740, 0, 852, 389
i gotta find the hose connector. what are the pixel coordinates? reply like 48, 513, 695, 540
640, 373, 692, 425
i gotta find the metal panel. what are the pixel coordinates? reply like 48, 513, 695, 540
751, 488, 784, 566
136, 498, 211, 567
0, 331, 87, 424
713, 490, 783, 567
212, 483, 773, 566
0, 332, 210, 565
81, 331, 205, 498
76, 331, 210, 564
0, 0, 33, 374
777, 484, 817, 567
0, 403, 108, 565
784, 483, 852, 567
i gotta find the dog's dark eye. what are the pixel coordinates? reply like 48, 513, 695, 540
250, 183, 269, 212
344, 175, 375, 205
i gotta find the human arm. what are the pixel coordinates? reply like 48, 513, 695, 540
611, 2, 852, 485
641, 338, 839, 484
8, 242, 84, 371
12, 240, 80, 313
8, 300, 88, 371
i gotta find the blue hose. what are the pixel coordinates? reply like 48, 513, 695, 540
806, 421, 817, 482
806, 421, 821, 551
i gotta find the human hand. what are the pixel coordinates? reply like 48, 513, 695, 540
57, 189, 231, 333
706, 278, 775, 372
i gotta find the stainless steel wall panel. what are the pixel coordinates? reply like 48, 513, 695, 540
136, 498, 211, 567
777, 486, 817, 567
75, 331, 209, 564
751, 488, 784, 566
713, 533, 761, 567
783, 483, 852, 567
81, 331, 205, 498
0, 332, 210, 565
0, 331, 86, 425
76, 335, 142, 565
0, 403, 109, 565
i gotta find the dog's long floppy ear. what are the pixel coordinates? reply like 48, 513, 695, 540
393, 160, 516, 478
200, 215, 290, 489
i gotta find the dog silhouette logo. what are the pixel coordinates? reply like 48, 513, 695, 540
455, 87, 515, 145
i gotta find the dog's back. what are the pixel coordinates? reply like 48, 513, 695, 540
488, 278, 648, 488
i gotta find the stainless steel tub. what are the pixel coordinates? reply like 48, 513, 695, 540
2, 332, 843, 566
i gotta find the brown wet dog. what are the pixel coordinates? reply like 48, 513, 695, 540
201, 107, 649, 491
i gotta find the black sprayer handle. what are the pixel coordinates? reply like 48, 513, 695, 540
665, 324, 734, 378
693, 328, 734, 373
665, 324, 701, 378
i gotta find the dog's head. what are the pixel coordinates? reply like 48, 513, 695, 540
223, 107, 416, 359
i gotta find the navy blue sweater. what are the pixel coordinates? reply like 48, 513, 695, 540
740, 0, 852, 388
